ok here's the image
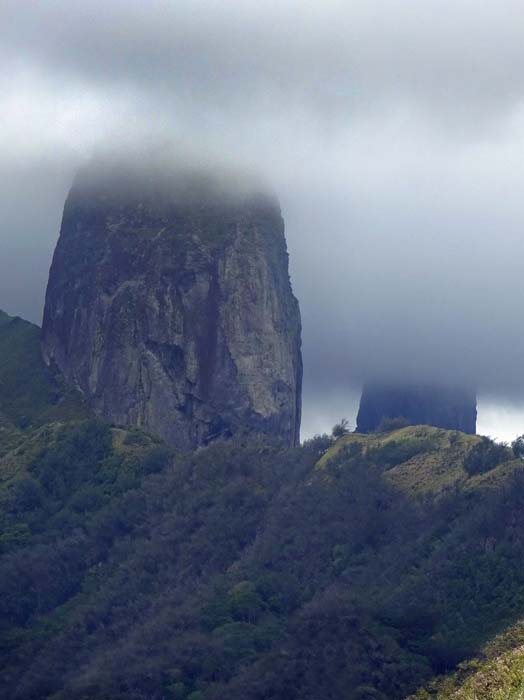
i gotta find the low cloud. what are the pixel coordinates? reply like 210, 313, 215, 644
2, 0, 524, 431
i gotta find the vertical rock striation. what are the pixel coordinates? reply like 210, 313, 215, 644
42, 159, 302, 448
356, 383, 477, 434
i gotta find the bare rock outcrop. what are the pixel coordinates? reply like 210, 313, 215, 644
356, 383, 477, 434
42, 159, 302, 448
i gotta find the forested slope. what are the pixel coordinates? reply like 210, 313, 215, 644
3, 308, 524, 699
2, 416, 524, 700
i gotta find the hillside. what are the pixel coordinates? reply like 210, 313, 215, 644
2, 311, 524, 699
2, 411, 524, 699
0, 309, 85, 434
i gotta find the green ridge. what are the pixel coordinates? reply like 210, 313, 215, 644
1, 421, 524, 699
0, 309, 85, 433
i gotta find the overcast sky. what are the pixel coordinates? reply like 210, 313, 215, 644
2, 0, 524, 440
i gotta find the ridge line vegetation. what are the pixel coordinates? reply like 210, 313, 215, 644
2, 417, 524, 699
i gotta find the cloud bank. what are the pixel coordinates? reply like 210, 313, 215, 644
2, 0, 524, 433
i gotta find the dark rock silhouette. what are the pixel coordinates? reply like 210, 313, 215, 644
42, 158, 302, 448
356, 383, 477, 434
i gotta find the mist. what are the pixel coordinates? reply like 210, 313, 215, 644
2, 0, 524, 439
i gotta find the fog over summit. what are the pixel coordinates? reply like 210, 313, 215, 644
2, 0, 524, 438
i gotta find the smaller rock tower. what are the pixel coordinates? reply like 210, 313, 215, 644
356, 383, 477, 434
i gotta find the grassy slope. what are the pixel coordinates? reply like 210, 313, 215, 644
318, 425, 480, 496
407, 623, 524, 699
319, 426, 524, 498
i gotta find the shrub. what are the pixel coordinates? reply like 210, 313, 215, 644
141, 445, 173, 474
353, 686, 387, 700
332, 418, 350, 439
463, 437, 511, 476
123, 428, 154, 447
302, 433, 333, 457
377, 416, 410, 432
11, 477, 44, 512
368, 437, 435, 469
512, 435, 524, 458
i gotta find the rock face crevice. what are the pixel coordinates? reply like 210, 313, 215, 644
356, 383, 477, 434
42, 161, 302, 448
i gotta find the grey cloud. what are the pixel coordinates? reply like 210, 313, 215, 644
2, 1, 524, 435
3, 1, 524, 127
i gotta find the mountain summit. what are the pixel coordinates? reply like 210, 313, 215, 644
42, 158, 302, 448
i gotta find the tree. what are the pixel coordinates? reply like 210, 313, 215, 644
512, 435, 524, 458
463, 437, 511, 476
332, 418, 350, 440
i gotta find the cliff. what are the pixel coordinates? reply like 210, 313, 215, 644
356, 382, 477, 434
41, 160, 302, 448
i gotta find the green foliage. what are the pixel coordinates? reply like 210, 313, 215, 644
368, 436, 438, 469
2, 423, 524, 700
463, 436, 511, 475
377, 415, 410, 432
0, 310, 85, 430
511, 434, 524, 458
409, 622, 524, 699
123, 427, 156, 447
11, 476, 44, 512
301, 432, 334, 457
332, 417, 350, 439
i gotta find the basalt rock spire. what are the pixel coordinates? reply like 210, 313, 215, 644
42, 158, 302, 448
356, 382, 477, 434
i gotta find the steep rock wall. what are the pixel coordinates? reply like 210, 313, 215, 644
356, 383, 477, 434
42, 162, 302, 448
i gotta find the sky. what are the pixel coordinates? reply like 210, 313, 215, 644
2, 0, 524, 441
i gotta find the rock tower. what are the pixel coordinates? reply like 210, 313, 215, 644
42, 158, 302, 448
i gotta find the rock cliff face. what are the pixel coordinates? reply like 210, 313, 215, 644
42, 160, 302, 448
356, 383, 477, 434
